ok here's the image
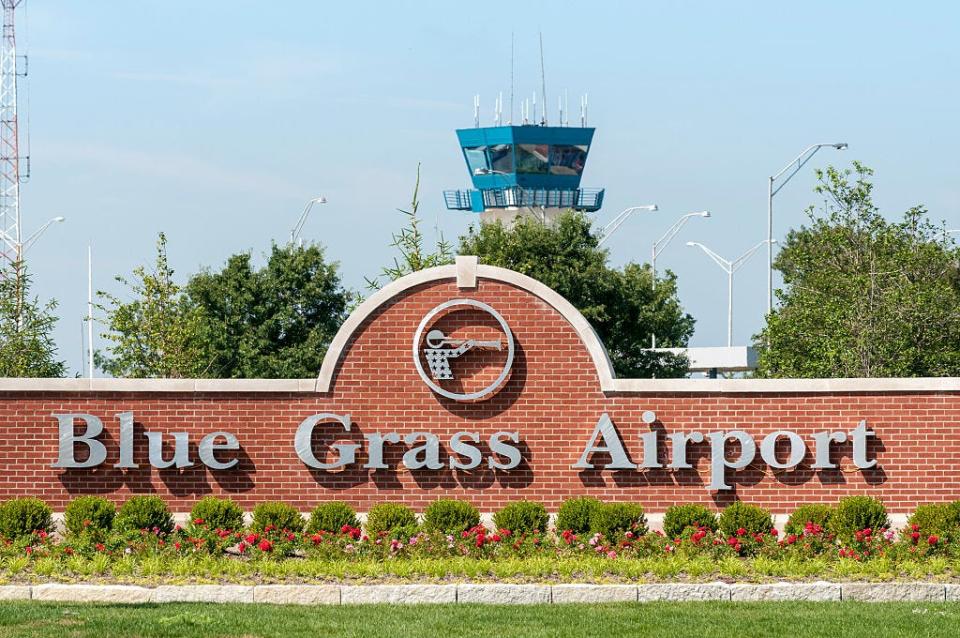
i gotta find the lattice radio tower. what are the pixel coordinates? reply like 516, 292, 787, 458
0, 0, 26, 278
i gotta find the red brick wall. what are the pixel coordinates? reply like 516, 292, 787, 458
2, 278, 958, 514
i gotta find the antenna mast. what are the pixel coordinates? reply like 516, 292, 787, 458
538, 32, 547, 125
0, 0, 24, 276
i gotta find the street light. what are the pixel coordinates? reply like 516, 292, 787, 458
687, 239, 775, 347
649, 210, 710, 347
767, 143, 847, 313
597, 205, 658, 246
17, 216, 66, 255
289, 197, 327, 246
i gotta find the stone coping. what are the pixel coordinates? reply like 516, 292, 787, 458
3, 376, 960, 394
5, 582, 958, 604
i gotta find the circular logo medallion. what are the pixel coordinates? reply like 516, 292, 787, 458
412, 299, 515, 402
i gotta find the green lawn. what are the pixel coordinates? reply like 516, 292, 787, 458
1, 601, 960, 637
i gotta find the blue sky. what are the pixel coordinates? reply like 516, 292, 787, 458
17, 1, 960, 375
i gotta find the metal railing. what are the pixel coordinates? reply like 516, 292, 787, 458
443, 187, 604, 212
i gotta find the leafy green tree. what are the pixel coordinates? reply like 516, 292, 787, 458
0, 263, 65, 377
459, 211, 694, 378
366, 164, 453, 290
755, 162, 960, 378
97, 233, 210, 378
186, 242, 349, 378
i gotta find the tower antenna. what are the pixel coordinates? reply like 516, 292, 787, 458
538, 32, 547, 125
509, 32, 514, 125
0, 0, 25, 278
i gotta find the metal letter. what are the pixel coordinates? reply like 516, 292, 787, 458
639, 430, 662, 468
145, 431, 193, 469
449, 431, 482, 470
294, 413, 360, 470
488, 431, 522, 470
706, 430, 756, 491
402, 432, 444, 470
811, 430, 847, 469
363, 432, 400, 469
52, 413, 107, 469
572, 413, 637, 470
667, 431, 704, 469
850, 419, 877, 469
198, 432, 239, 470
760, 430, 806, 469
114, 411, 138, 468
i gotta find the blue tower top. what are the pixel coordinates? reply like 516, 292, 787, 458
443, 125, 604, 215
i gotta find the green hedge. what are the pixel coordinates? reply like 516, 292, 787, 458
63, 496, 115, 537
591, 502, 647, 539
830, 496, 888, 542
493, 501, 548, 534
0, 498, 51, 540
423, 499, 480, 535
365, 503, 418, 538
114, 496, 173, 534
556, 497, 601, 535
251, 501, 303, 533
784, 504, 834, 536
718, 502, 773, 537
307, 502, 360, 534
663, 504, 717, 538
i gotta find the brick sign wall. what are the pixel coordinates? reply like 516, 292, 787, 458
2, 260, 958, 513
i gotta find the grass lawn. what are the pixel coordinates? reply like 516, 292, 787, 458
1, 601, 960, 637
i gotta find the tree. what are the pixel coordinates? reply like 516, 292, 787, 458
459, 211, 694, 378
0, 264, 65, 377
97, 233, 210, 378
755, 162, 960, 378
366, 164, 453, 290
186, 242, 350, 378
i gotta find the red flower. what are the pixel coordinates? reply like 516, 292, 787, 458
258, 539, 273, 552
770, 528, 778, 536
735, 527, 746, 537
245, 534, 258, 545
173, 542, 181, 551
237, 541, 247, 554
25, 546, 32, 555
95, 543, 106, 552
311, 534, 323, 545
491, 534, 502, 543
193, 518, 204, 525
287, 533, 296, 542
928, 535, 939, 546
911, 532, 921, 544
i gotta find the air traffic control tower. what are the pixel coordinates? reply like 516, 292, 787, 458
443, 124, 604, 224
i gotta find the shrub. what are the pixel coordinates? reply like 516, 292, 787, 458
784, 504, 834, 536
423, 499, 480, 535
908, 503, 960, 538
365, 503, 418, 537
718, 502, 773, 537
830, 495, 888, 542
251, 501, 304, 533
0, 498, 52, 540
114, 495, 173, 534
64, 496, 115, 537
555, 497, 601, 534
662, 504, 718, 538
307, 501, 360, 534
493, 501, 548, 534
190, 496, 244, 531
591, 502, 647, 540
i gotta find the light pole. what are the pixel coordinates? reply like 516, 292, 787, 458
289, 196, 327, 246
767, 143, 847, 314
687, 239, 774, 347
8, 216, 65, 330
597, 205, 658, 246
650, 210, 710, 347
19, 216, 66, 254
